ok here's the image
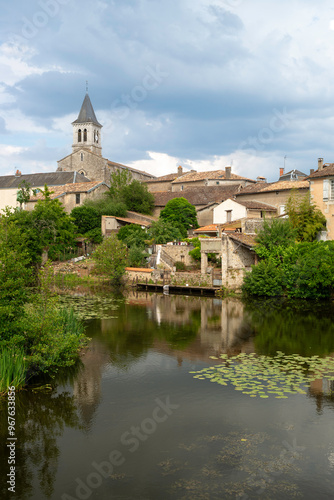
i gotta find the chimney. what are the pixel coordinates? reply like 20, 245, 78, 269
177, 165, 183, 177
279, 167, 284, 177
318, 158, 324, 171
310, 168, 314, 175
257, 176, 267, 183
15, 169, 21, 177
225, 166, 231, 179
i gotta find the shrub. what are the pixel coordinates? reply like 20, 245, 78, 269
175, 261, 186, 271
242, 260, 284, 297
92, 234, 128, 286
0, 346, 28, 395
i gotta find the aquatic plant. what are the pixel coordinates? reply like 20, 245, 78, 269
190, 352, 334, 399
0, 346, 28, 396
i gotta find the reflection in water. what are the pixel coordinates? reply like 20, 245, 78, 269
2, 292, 334, 499
0, 388, 82, 499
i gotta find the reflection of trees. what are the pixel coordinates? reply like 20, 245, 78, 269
0, 389, 82, 499
245, 298, 334, 356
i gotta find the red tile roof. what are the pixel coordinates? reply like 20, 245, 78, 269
172, 169, 255, 183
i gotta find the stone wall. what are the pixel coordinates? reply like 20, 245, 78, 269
158, 244, 195, 267
242, 218, 265, 234
221, 234, 256, 289
58, 150, 107, 183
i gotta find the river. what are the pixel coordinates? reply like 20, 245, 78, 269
1, 291, 334, 499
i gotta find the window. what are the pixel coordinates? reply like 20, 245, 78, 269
76, 193, 80, 204
78, 129, 81, 142
323, 179, 334, 200
80, 153, 84, 161
181, 185, 184, 191
83, 129, 87, 142
216, 181, 220, 185
226, 210, 232, 223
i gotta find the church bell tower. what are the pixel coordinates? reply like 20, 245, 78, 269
72, 93, 102, 156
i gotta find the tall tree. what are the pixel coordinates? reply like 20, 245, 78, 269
159, 198, 199, 238
285, 192, 326, 242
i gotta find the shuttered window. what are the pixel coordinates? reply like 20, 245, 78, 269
323, 179, 329, 200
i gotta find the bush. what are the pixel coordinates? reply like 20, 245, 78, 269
128, 246, 148, 267
85, 227, 103, 244
92, 234, 128, 286
175, 261, 186, 271
242, 260, 284, 297
71, 205, 100, 234
117, 224, 148, 249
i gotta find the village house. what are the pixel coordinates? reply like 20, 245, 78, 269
153, 186, 241, 225
170, 166, 256, 192
213, 198, 277, 224
235, 178, 309, 215
57, 92, 155, 185
0, 170, 91, 212
308, 158, 334, 240
26, 181, 109, 213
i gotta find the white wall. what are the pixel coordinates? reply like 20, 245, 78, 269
213, 199, 247, 224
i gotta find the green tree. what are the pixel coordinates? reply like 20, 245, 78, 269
92, 234, 128, 286
254, 218, 297, 262
117, 224, 148, 249
106, 170, 154, 215
83, 197, 127, 218
159, 198, 198, 238
285, 192, 326, 242
71, 205, 100, 234
148, 219, 183, 244
242, 260, 284, 297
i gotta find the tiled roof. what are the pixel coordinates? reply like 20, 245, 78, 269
108, 160, 155, 178
237, 200, 277, 211
154, 186, 240, 207
114, 217, 152, 227
144, 173, 179, 183
172, 170, 255, 184
0, 171, 91, 189
236, 180, 309, 196
194, 224, 219, 233
307, 164, 334, 179
28, 181, 108, 201
226, 232, 256, 248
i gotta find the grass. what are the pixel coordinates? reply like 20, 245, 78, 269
0, 346, 28, 396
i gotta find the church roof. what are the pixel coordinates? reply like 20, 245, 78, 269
0, 171, 91, 189
72, 93, 102, 127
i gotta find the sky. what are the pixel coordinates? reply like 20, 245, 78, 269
1, 0, 334, 182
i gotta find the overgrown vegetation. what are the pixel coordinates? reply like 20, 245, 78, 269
92, 233, 128, 286
243, 196, 333, 299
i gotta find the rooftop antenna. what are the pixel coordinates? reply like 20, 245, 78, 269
284, 155, 287, 171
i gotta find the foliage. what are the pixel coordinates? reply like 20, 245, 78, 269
107, 170, 155, 215
16, 180, 31, 208
71, 205, 100, 234
244, 241, 334, 299
285, 192, 326, 242
0, 346, 28, 395
242, 260, 284, 297
117, 224, 148, 249
122, 180, 155, 215
159, 197, 199, 238
84, 197, 127, 218
282, 241, 334, 299
0, 218, 33, 340
128, 246, 148, 267
254, 218, 296, 262
175, 261, 186, 271
92, 234, 128, 286
84, 227, 103, 244
148, 219, 183, 244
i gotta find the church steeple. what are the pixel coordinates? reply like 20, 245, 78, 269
72, 93, 102, 156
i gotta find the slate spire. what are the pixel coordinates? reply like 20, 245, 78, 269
72, 93, 102, 127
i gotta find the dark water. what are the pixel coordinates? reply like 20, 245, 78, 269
1, 292, 334, 500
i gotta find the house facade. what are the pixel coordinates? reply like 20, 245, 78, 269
0, 171, 91, 212
26, 181, 109, 213
308, 159, 334, 239
213, 198, 277, 224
